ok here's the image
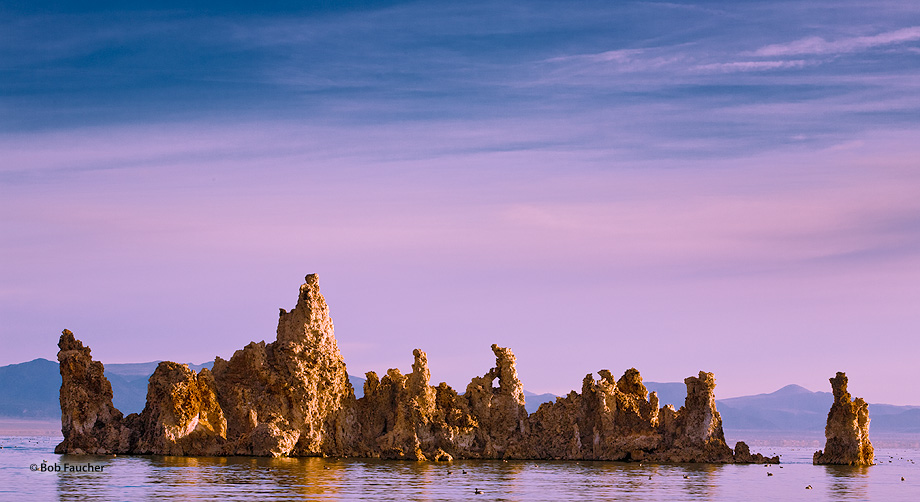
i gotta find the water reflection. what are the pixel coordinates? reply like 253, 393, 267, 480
54, 456, 728, 501
54, 454, 118, 501
822, 465, 870, 501
680, 463, 720, 500
3, 436, 904, 502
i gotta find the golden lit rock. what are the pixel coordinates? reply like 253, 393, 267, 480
56, 274, 777, 463
813, 372, 874, 466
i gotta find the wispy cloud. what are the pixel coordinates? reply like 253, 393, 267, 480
540, 47, 686, 75
753, 26, 920, 56
693, 60, 808, 73
5, 1, 920, 404
544, 48, 647, 64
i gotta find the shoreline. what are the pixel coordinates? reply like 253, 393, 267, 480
5, 419, 920, 453
0, 418, 61, 437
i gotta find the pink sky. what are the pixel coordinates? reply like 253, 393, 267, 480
2, 122, 919, 404
3, 1, 920, 405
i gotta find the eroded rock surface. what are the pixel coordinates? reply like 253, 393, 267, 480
519, 368, 770, 463
210, 274, 353, 456
55, 330, 132, 454
813, 372, 874, 466
133, 362, 227, 455
57, 274, 777, 464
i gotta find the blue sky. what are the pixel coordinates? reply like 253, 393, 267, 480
2, 0, 920, 404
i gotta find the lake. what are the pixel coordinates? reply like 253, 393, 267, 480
1, 423, 917, 501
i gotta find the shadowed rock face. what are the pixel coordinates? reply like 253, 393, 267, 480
209, 274, 354, 456
55, 330, 132, 454
56, 274, 776, 464
133, 362, 226, 455
813, 372, 874, 466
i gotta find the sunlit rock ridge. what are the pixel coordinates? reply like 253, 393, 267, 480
813, 372, 874, 466
56, 274, 777, 463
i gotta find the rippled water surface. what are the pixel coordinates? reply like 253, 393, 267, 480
1, 434, 918, 501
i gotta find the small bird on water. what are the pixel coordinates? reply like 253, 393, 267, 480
474, 488, 483, 494
767, 472, 773, 476
806, 485, 813, 490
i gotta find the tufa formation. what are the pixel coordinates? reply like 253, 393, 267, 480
56, 330, 133, 454
813, 372, 874, 466
57, 274, 776, 463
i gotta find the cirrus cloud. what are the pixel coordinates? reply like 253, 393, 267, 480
693, 59, 808, 73
753, 26, 920, 56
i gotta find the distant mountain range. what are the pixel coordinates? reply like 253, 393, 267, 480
0, 358, 215, 419
3, 359, 919, 433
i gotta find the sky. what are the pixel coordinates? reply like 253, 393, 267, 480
2, 0, 919, 405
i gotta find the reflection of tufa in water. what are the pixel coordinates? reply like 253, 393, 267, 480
56, 274, 778, 463
813, 372, 874, 466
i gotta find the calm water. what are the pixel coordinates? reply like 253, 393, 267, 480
1, 430, 918, 501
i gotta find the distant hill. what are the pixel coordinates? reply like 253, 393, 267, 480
3, 359, 919, 433
0, 358, 216, 417
645, 382, 689, 409
0, 359, 60, 417
715, 384, 833, 431
105, 361, 215, 414
105, 361, 214, 378
523, 390, 558, 414
715, 384, 920, 433
522, 383, 686, 415
347, 376, 555, 414
350, 375, 366, 398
